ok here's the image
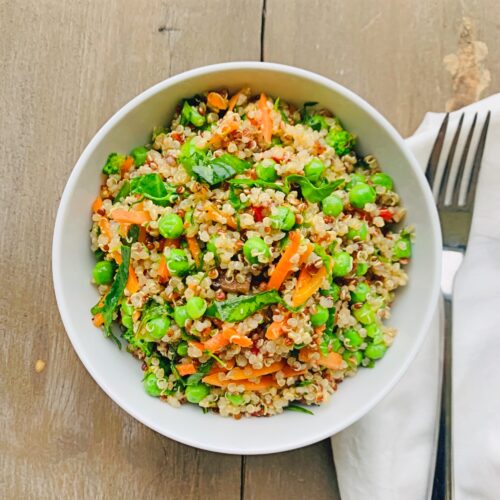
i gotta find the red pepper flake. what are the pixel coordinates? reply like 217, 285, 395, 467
379, 208, 393, 221
251, 206, 265, 222
171, 132, 183, 142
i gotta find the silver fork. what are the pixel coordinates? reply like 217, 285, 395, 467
427, 111, 491, 500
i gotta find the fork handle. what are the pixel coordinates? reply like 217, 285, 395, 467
432, 296, 454, 500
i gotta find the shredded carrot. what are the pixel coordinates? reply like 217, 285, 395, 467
202, 373, 278, 391
227, 362, 284, 381
265, 316, 289, 340
126, 265, 140, 294
291, 266, 327, 307
207, 92, 228, 110
281, 365, 307, 378
112, 251, 122, 264
204, 203, 237, 229
299, 348, 343, 370
258, 93, 273, 143
92, 313, 104, 327
111, 209, 151, 225
187, 236, 202, 267
230, 336, 253, 348
92, 196, 103, 213
203, 328, 252, 352
157, 255, 169, 283
121, 156, 134, 174
119, 223, 131, 238
176, 363, 197, 376
207, 359, 234, 375
228, 91, 241, 111
188, 340, 205, 352
98, 218, 112, 241
132, 310, 141, 322
267, 231, 302, 290
297, 243, 314, 267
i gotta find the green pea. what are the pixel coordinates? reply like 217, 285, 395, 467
365, 323, 382, 339
355, 262, 369, 276
343, 350, 363, 366
130, 146, 148, 166
226, 393, 245, 405
166, 249, 190, 276
186, 296, 207, 319
121, 301, 134, 316
270, 207, 295, 231
144, 372, 162, 397
243, 237, 271, 264
174, 306, 190, 328
158, 213, 184, 239
343, 328, 363, 350
255, 159, 278, 182
365, 343, 387, 360
310, 305, 329, 327
393, 236, 412, 260
320, 282, 341, 301
347, 222, 368, 241
304, 158, 325, 182
351, 282, 371, 303
322, 195, 343, 217
332, 252, 353, 277
371, 172, 394, 190
349, 182, 376, 209
145, 316, 170, 340
353, 303, 376, 325
185, 383, 210, 403
346, 173, 366, 190
177, 342, 188, 356
92, 260, 114, 285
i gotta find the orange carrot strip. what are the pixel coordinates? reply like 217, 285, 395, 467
281, 365, 307, 377
227, 361, 284, 381
188, 340, 205, 352
187, 236, 202, 267
132, 310, 141, 322
228, 91, 241, 111
202, 373, 278, 391
267, 231, 302, 290
299, 347, 343, 370
157, 255, 169, 283
121, 156, 134, 174
258, 93, 273, 143
203, 332, 230, 353
207, 92, 228, 110
297, 243, 314, 267
111, 209, 151, 225
291, 266, 327, 307
98, 218, 112, 241
230, 336, 253, 348
126, 265, 140, 294
176, 363, 197, 376
204, 203, 237, 229
92, 196, 103, 213
92, 313, 104, 327
265, 316, 289, 340
112, 251, 122, 264
119, 223, 131, 238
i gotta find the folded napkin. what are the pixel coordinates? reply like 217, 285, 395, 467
331, 94, 500, 500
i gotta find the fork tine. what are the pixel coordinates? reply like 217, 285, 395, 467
465, 111, 491, 208
451, 113, 477, 206
426, 113, 449, 188
437, 114, 464, 206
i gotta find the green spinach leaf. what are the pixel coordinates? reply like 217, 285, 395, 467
228, 178, 289, 193
284, 404, 314, 415
192, 154, 251, 186
91, 245, 131, 345
115, 180, 131, 202
130, 173, 178, 206
285, 175, 344, 202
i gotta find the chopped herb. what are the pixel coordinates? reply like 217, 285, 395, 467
229, 178, 288, 193
102, 152, 125, 175
285, 175, 344, 202
192, 154, 251, 186
285, 404, 314, 415
115, 180, 131, 202
129, 173, 178, 206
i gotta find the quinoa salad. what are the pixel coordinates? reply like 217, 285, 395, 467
90, 88, 412, 418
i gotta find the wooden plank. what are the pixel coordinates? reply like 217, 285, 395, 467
264, 0, 500, 136
0, 1, 263, 498
244, 441, 340, 500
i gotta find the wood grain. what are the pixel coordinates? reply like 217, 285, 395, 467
0, 1, 261, 498
264, 0, 500, 136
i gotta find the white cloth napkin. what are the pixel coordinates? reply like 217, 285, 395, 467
331, 94, 500, 500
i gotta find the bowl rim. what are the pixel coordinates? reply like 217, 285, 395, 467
52, 61, 442, 454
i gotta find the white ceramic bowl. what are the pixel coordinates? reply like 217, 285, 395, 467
53, 62, 441, 454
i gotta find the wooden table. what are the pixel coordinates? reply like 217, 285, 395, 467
2, 1, 498, 498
